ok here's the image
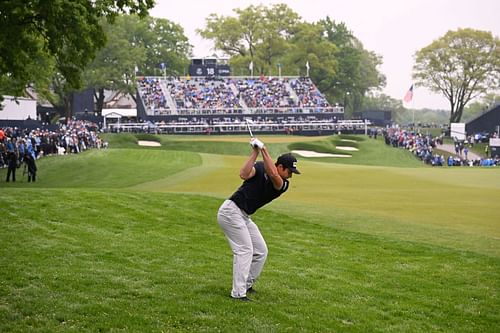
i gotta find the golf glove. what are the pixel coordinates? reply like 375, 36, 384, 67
250, 138, 264, 149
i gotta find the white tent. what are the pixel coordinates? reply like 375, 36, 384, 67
0, 96, 37, 120
102, 108, 137, 128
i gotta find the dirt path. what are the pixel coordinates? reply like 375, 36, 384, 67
436, 144, 482, 160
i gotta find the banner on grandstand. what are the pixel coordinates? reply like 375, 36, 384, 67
188, 64, 231, 77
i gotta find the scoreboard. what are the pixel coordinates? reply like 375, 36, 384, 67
188, 57, 231, 77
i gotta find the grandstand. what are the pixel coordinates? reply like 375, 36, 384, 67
130, 75, 352, 135
0, 56, 356, 136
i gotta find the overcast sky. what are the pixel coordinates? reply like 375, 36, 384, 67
150, 0, 500, 110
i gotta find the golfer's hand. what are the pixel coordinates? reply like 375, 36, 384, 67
250, 138, 264, 149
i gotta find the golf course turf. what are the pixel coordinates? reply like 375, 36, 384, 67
1, 133, 499, 332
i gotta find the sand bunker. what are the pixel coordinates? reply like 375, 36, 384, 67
292, 150, 351, 158
336, 146, 359, 151
340, 139, 357, 143
138, 140, 161, 147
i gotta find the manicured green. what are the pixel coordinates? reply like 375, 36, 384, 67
1, 134, 499, 332
103, 133, 424, 167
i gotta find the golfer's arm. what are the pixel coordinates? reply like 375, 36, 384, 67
239, 149, 259, 180
261, 147, 284, 190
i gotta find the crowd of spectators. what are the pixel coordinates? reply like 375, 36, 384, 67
0, 120, 106, 182
138, 77, 169, 115
381, 128, 498, 167
236, 76, 294, 109
383, 128, 445, 166
167, 77, 241, 112
139, 76, 335, 116
289, 77, 330, 109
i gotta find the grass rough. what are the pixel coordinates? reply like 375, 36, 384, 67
0, 133, 498, 332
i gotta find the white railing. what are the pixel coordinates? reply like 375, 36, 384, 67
107, 119, 370, 134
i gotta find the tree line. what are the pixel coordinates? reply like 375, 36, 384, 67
0, 2, 498, 124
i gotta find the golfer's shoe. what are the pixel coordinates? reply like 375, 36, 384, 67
246, 287, 256, 294
231, 296, 252, 302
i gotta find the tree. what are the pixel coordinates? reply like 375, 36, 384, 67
251, 4, 301, 70
319, 18, 386, 115
82, 16, 146, 115
0, 0, 154, 104
198, 7, 260, 59
139, 17, 191, 77
198, 6, 385, 115
198, 4, 301, 76
82, 15, 190, 114
413, 28, 500, 124
363, 93, 403, 111
287, 22, 338, 93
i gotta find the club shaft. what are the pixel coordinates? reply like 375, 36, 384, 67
245, 120, 254, 138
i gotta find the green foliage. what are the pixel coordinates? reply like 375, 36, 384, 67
199, 4, 302, 76
137, 17, 191, 76
82, 15, 147, 111
288, 22, 338, 81
363, 93, 403, 111
413, 28, 500, 123
319, 18, 386, 114
198, 4, 385, 111
82, 14, 191, 114
0, 0, 154, 101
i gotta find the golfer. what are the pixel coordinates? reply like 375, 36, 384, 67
217, 137, 300, 301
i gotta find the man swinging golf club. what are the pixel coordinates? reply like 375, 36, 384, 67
217, 135, 300, 301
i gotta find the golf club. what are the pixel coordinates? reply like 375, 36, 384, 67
245, 119, 264, 149
245, 118, 254, 138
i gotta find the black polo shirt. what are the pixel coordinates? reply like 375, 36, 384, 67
229, 161, 289, 215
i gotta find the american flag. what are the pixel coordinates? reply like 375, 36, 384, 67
403, 84, 413, 103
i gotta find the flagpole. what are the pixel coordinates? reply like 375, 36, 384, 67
412, 107, 415, 130
403, 84, 414, 130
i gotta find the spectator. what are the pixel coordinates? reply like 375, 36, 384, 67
23, 153, 37, 182
5, 150, 18, 182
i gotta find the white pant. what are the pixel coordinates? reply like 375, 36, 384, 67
217, 200, 268, 298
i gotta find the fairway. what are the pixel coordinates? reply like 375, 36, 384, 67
131, 147, 500, 257
1, 134, 499, 332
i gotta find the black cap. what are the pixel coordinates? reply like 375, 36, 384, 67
277, 153, 300, 174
